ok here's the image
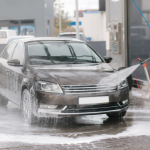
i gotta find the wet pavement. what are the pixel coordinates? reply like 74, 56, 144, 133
0, 88, 150, 149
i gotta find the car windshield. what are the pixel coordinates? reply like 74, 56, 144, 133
27, 41, 102, 65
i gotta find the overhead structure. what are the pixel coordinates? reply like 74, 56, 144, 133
76, 0, 80, 40
59, 0, 62, 34
99, 0, 106, 11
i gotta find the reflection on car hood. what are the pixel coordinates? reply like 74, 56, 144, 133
31, 63, 114, 85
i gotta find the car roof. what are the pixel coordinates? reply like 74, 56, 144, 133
7, 36, 35, 44
11, 37, 84, 43
59, 32, 84, 35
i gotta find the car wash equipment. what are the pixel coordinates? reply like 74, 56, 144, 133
140, 58, 150, 85
135, 58, 150, 96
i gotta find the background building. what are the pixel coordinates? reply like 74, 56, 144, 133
70, 10, 106, 41
0, 0, 54, 37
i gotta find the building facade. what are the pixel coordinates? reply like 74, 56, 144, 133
70, 10, 106, 41
0, 0, 54, 37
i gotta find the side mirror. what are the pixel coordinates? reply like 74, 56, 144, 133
7, 59, 21, 66
104, 56, 113, 63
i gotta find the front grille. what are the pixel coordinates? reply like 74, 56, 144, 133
61, 84, 118, 94
62, 102, 129, 113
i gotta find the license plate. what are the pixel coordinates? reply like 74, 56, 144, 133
79, 96, 109, 105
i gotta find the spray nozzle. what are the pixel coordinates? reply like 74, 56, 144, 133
139, 59, 143, 65
140, 57, 150, 65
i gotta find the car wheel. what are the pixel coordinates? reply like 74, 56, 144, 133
0, 96, 8, 106
107, 111, 126, 119
118, 67, 133, 91
22, 89, 37, 124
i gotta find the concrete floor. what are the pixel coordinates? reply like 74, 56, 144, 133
0, 88, 150, 149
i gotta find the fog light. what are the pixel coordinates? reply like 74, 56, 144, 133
39, 104, 57, 109
122, 100, 128, 105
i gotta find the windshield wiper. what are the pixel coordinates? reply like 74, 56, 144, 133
32, 62, 54, 65
72, 59, 100, 63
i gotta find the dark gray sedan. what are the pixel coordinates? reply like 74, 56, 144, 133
0, 37, 129, 124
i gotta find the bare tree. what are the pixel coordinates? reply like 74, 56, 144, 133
54, 0, 72, 36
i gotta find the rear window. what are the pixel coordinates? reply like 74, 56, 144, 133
0, 31, 7, 38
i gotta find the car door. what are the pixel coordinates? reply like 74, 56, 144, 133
9, 42, 25, 105
0, 42, 17, 101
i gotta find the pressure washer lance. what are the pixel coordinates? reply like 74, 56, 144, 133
140, 58, 150, 85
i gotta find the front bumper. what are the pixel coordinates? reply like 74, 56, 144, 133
37, 87, 129, 105
37, 87, 129, 117
38, 102, 129, 117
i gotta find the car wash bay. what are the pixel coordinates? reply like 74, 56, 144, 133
1, 0, 150, 149
128, 0, 150, 81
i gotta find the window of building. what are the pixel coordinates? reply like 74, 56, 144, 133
10, 20, 19, 35
47, 20, 50, 36
21, 20, 34, 24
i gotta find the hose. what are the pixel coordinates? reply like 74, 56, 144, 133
135, 58, 149, 97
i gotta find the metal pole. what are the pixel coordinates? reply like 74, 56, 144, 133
59, 0, 61, 34
144, 66, 150, 85
76, 0, 80, 39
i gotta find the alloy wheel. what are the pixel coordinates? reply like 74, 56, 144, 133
22, 90, 32, 124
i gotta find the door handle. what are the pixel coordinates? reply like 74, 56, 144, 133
6, 69, 9, 74
5, 69, 10, 72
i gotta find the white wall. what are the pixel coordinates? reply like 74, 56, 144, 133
69, 11, 106, 41
83, 12, 106, 41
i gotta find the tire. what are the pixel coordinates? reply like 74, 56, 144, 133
22, 89, 37, 124
107, 111, 126, 119
118, 67, 133, 91
0, 96, 8, 107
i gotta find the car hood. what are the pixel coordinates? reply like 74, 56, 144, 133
30, 63, 114, 85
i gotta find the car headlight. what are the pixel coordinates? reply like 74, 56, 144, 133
36, 81, 63, 93
118, 79, 128, 90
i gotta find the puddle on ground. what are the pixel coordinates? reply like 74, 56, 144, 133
0, 89, 150, 145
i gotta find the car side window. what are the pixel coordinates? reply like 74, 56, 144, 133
2, 43, 17, 60
12, 43, 24, 65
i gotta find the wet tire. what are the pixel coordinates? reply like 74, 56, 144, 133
22, 89, 37, 124
106, 111, 126, 119
0, 96, 8, 106
118, 67, 133, 91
